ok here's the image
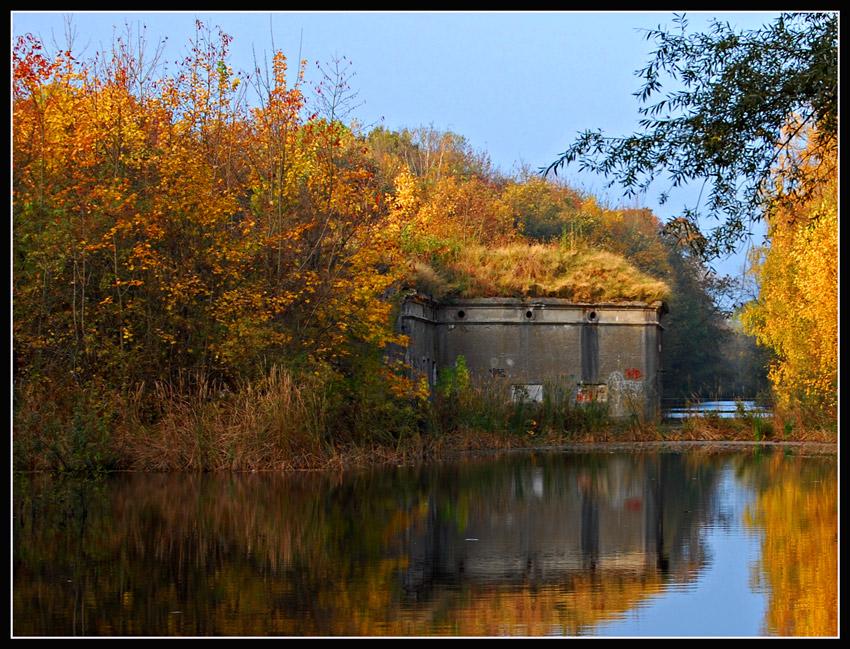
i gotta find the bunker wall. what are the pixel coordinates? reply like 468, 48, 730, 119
400, 297, 664, 420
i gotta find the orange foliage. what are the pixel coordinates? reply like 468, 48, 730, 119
13, 26, 405, 390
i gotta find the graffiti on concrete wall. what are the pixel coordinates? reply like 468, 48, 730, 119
607, 370, 646, 418
575, 384, 608, 404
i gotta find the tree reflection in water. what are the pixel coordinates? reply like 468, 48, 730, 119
12, 449, 836, 636
739, 452, 837, 636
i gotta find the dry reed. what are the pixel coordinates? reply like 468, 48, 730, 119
414, 242, 669, 302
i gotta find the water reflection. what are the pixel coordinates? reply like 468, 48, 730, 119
12, 449, 836, 636
402, 455, 712, 597
741, 453, 838, 636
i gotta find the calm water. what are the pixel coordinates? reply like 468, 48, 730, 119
13, 448, 836, 637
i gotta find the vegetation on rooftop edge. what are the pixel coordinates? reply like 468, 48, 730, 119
411, 243, 670, 303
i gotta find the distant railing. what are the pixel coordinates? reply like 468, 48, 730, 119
662, 400, 772, 420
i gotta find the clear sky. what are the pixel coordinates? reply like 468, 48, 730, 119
12, 10, 785, 278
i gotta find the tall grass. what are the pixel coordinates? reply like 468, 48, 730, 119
123, 367, 334, 471
429, 360, 619, 440
14, 364, 834, 475
414, 242, 669, 302
14, 367, 337, 473
14, 362, 628, 473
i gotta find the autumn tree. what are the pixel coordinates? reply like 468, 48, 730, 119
13, 24, 407, 391
740, 128, 837, 428
500, 175, 584, 242
367, 125, 496, 190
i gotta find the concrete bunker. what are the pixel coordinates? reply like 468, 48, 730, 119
399, 295, 666, 420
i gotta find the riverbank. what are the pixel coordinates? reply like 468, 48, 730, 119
373, 425, 838, 471
14, 417, 836, 475
13, 370, 835, 474
445, 439, 839, 460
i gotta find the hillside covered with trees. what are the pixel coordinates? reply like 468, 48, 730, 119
13, 23, 795, 472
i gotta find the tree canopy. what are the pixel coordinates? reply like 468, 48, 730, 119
740, 128, 837, 427
543, 12, 838, 259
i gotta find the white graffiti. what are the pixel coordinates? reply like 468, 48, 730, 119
607, 371, 645, 418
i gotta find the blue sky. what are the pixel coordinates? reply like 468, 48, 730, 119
12, 10, 785, 278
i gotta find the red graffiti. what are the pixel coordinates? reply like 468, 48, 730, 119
624, 497, 642, 511
624, 367, 642, 380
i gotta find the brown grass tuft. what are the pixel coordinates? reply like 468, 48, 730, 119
414, 243, 669, 302
121, 367, 333, 471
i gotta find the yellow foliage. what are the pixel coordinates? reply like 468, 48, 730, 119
741, 129, 837, 426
